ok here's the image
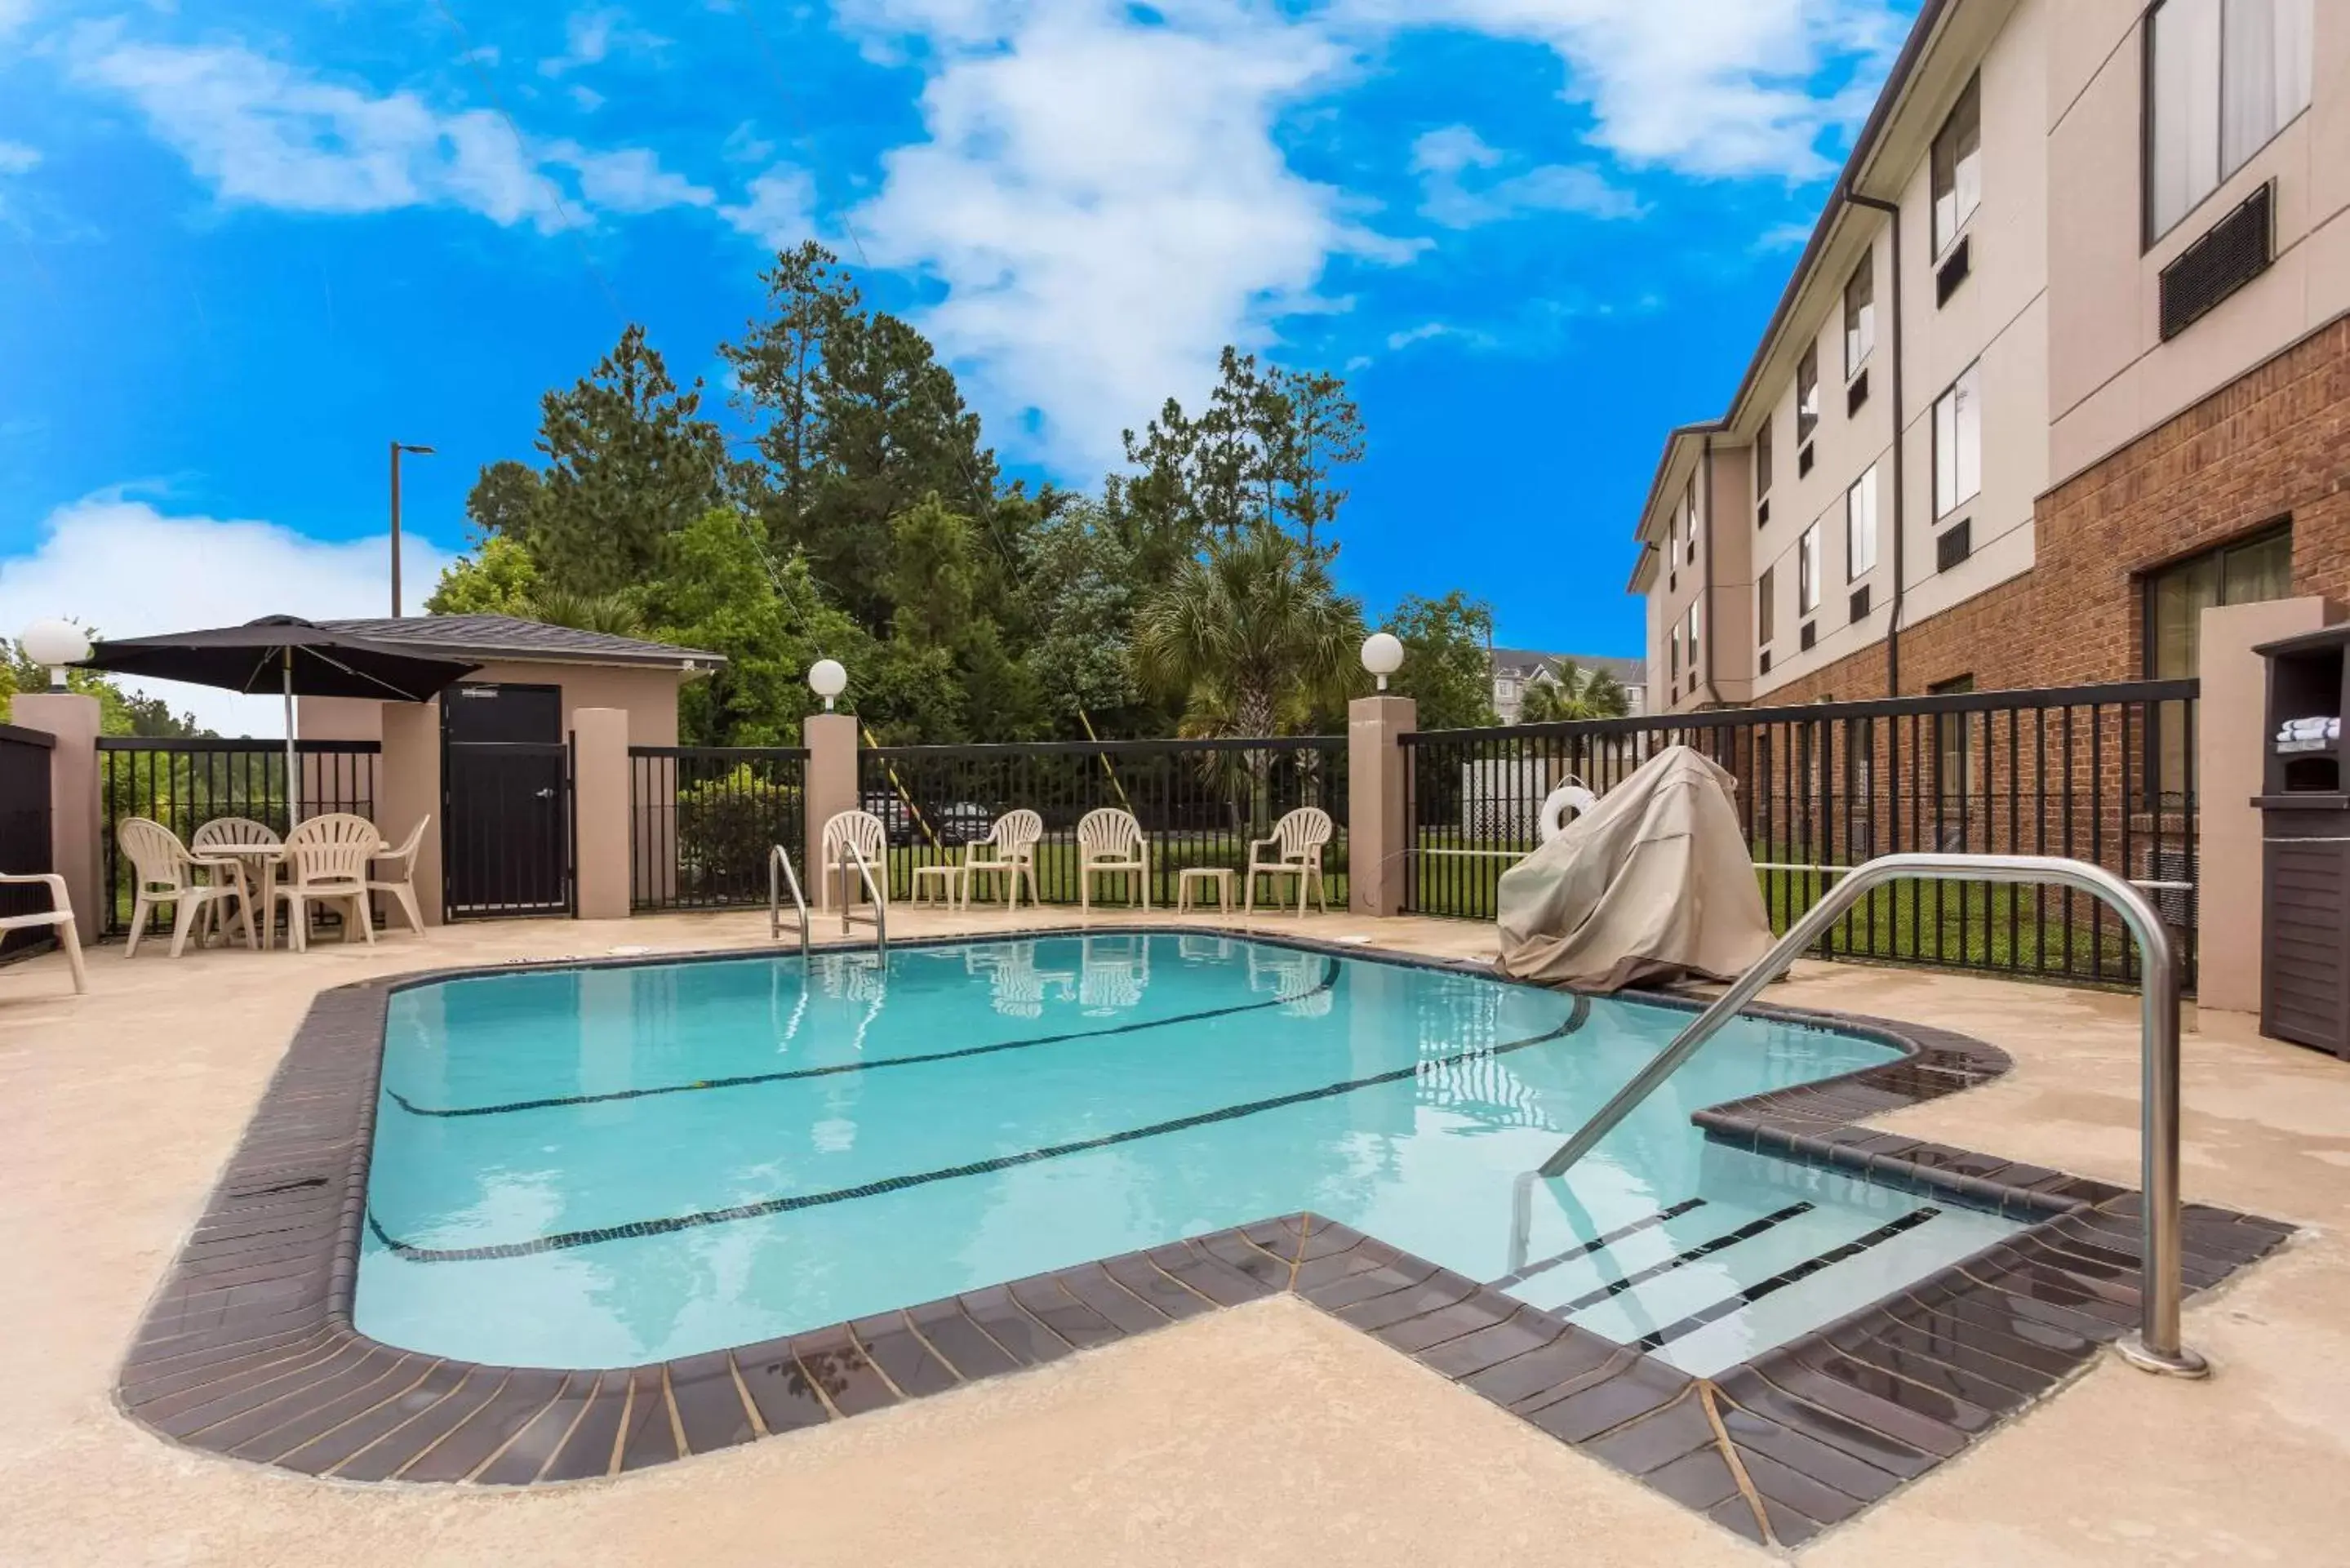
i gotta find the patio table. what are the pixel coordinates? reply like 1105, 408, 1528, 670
197, 837, 389, 951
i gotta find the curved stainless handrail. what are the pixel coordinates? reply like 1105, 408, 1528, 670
768, 843, 811, 962
835, 837, 888, 958
1531, 852, 2206, 1379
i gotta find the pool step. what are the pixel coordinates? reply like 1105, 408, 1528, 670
1496, 1188, 2020, 1377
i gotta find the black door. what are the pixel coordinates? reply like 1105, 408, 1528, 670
442, 683, 571, 917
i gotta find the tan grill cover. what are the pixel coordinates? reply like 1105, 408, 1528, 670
1495, 744, 1773, 993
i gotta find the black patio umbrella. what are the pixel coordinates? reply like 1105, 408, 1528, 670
78, 615, 479, 819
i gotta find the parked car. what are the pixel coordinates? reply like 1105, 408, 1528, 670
934, 801, 994, 846
860, 792, 917, 846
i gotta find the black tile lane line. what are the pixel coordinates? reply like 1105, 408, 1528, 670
1549, 1202, 1819, 1317
366, 995, 1597, 1265
383, 958, 1347, 1119
1633, 1207, 1944, 1352
1488, 1199, 1711, 1293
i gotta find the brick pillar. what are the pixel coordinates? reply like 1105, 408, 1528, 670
377, 701, 444, 926
1348, 695, 1415, 917
7, 691, 101, 942
2197, 596, 2340, 1019
571, 708, 632, 920
802, 712, 860, 909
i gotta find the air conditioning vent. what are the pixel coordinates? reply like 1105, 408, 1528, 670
1759, 649, 1773, 675
1935, 237, 1970, 305
1797, 443, 1815, 478
1850, 584, 1872, 621
1846, 371, 1869, 416
1937, 517, 1973, 572
1800, 621, 1817, 651
1756, 499, 1770, 527
2161, 180, 2273, 340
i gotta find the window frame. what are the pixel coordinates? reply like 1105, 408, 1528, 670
1754, 415, 1773, 500
1684, 475, 1700, 564
1796, 344, 1820, 444
2139, 518, 2294, 677
1668, 622, 1681, 680
2141, 0, 2316, 248
1843, 254, 1876, 380
1931, 74, 1983, 257
1846, 464, 1880, 580
1798, 523, 1821, 615
1687, 598, 1702, 676
1757, 565, 1776, 647
1933, 362, 1983, 519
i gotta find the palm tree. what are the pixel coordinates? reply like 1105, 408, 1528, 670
1132, 526, 1362, 828
1519, 660, 1631, 722
525, 585, 646, 638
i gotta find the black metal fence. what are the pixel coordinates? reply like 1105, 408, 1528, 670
0, 723, 56, 957
630, 746, 808, 910
1403, 680, 2200, 989
97, 738, 379, 937
860, 736, 1348, 908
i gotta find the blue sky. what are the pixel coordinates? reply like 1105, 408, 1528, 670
0, 0, 1914, 729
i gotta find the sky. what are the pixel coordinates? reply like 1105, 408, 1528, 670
0, 0, 1917, 734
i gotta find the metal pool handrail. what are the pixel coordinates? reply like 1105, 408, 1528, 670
834, 837, 888, 958
1530, 852, 2207, 1379
768, 843, 811, 962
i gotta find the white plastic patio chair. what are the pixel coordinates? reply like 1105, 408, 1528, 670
1244, 807, 1333, 918
1076, 807, 1149, 912
190, 817, 279, 945
367, 816, 431, 934
273, 813, 378, 953
0, 871, 86, 993
118, 817, 254, 958
962, 809, 1043, 912
820, 810, 889, 911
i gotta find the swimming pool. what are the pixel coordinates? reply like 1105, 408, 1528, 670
356, 934, 2022, 1376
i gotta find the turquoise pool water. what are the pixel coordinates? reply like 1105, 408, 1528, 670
356, 935, 2021, 1375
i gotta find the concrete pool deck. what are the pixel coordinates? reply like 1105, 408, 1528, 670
2, 905, 2346, 1564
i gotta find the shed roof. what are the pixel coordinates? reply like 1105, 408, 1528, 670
318, 615, 723, 671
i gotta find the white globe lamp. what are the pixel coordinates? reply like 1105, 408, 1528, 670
19, 618, 91, 692
1361, 632, 1404, 692
808, 657, 848, 711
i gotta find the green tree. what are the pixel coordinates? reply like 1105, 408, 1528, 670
1521, 661, 1633, 722
525, 323, 728, 596
464, 459, 549, 543
1020, 500, 1148, 728
2, 637, 211, 736
425, 532, 540, 616
1131, 525, 1364, 739
722, 241, 854, 544
1386, 591, 1499, 730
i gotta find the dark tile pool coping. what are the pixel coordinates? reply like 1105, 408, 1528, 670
118, 927, 2292, 1546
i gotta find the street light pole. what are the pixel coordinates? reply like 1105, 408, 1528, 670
389, 441, 436, 616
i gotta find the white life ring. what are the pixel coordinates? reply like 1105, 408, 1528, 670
1538, 780, 1599, 843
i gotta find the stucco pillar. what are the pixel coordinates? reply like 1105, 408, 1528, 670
7, 691, 101, 942
803, 712, 860, 908
2197, 596, 2339, 1018
571, 708, 632, 920
377, 700, 444, 926
1348, 695, 1415, 917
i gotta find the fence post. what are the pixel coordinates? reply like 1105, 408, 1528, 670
803, 712, 860, 906
377, 701, 444, 926
2195, 596, 2337, 1018
1348, 694, 1415, 917
572, 708, 632, 920
7, 691, 101, 943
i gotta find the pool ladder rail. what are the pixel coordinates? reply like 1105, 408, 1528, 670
833, 837, 888, 958
768, 844, 811, 962
1531, 852, 2208, 1381
771, 840, 889, 960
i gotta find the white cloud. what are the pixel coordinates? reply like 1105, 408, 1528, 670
1352, 0, 1904, 180
1410, 124, 1639, 227
722, 121, 775, 164
720, 166, 814, 251
0, 493, 458, 737
568, 84, 606, 113
539, 7, 667, 77
846, 0, 1407, 473
69, 30, 710, 230
0, 140, 37, 175
0, 0, 30, 39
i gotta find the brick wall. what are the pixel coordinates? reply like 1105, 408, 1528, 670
1770, 313, 2350, 702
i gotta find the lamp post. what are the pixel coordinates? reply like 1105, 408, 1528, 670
1361, 632, 1404, 691
808, 658, 847, 711
389, 441, 436, 618
17, 619, 91, 691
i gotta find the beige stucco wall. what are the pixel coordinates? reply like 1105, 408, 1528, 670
2047, 0, 2350, 485
300, 660, 692, 749
571, 708, 632, 921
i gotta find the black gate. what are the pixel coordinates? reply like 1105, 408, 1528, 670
0, 723, 56, 957
441, 683, 572, 918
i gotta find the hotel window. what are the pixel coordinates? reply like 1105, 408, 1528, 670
1843, 257, 1876, 377
1687, 599, 1702, 675
1933, 362, 1982, 517
1755, 416, 1773, 500
1757, 566, 1776, 646
1931, 75, 1981, 254
1684, 477, 1699, 563
1846, 465, 1880, 579
2148, 0, 2313, 240
1798, 524, 1821, 615
1796, 344, 1820, 443
1669, 624, 1681, 680
2145, 522, 2292, 798
1931, 674, 1978, 814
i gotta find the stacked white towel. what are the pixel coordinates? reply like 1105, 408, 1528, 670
2276, 715, 2341, 751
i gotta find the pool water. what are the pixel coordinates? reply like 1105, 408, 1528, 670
357, 935, 2021, 1375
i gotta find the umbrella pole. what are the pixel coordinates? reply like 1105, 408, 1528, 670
283, 651, 297, 830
